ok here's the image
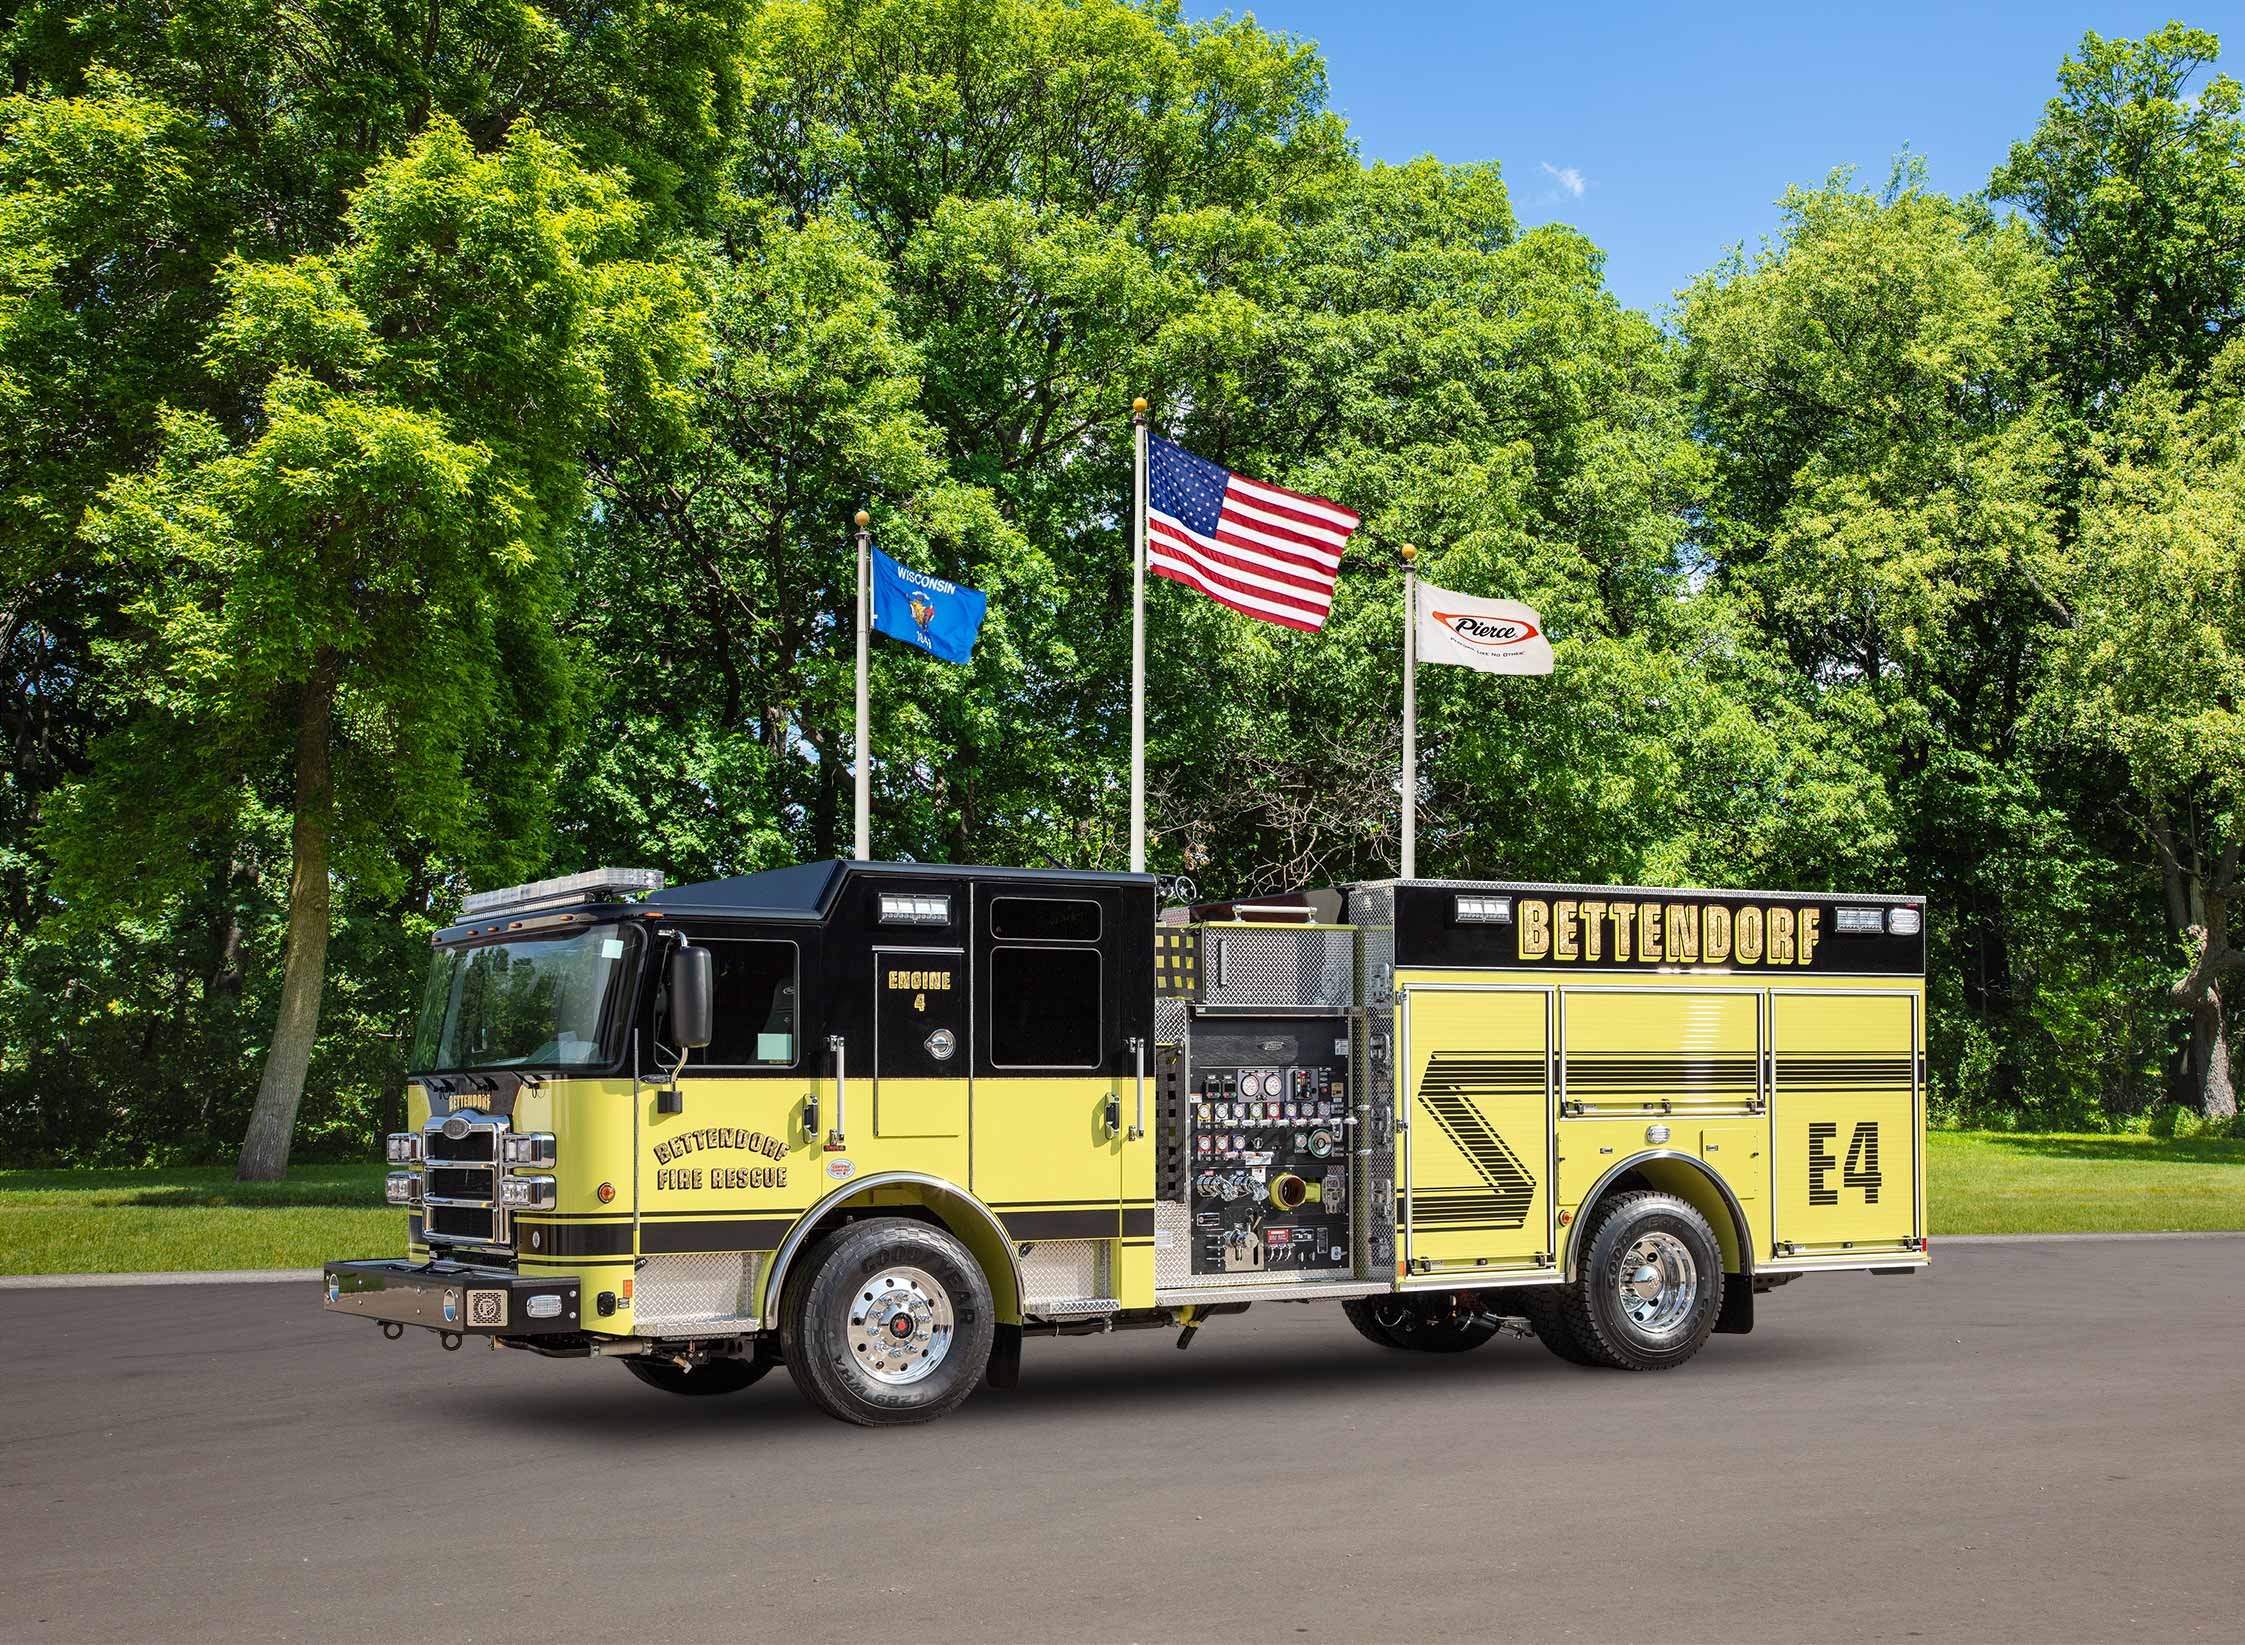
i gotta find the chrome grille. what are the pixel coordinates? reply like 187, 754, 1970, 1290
426, 1165, 493, 1201
421, 1112, 510, 1251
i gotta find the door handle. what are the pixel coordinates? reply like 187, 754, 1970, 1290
1103, 1095, 1122, 1139
1127, 1036, 1146, 1141
825, 1034, 847, 1150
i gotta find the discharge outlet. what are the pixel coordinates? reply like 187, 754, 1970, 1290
1268, 1172, 1314, 1212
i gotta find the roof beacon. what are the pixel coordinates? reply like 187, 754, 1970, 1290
460, 867, 666, 918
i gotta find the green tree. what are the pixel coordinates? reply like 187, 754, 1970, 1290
1991, 22, 2245, 407
45, 120, 701, 1177
2039, 340, 2245, 1117
1679, 164, 2161, 1119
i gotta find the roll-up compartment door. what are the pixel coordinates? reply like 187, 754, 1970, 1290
1771, 991, 1919, 1253
1403, 987, 1553, 1273
1561, 989, 1762, 1114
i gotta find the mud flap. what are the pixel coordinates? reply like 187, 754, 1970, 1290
985, 1322, 1023, 1389
1715, 1271, 1754, 1334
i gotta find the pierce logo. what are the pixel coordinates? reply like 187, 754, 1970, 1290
1434, 611, 1540, 649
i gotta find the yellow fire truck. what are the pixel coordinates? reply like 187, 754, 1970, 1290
325, 861, 1927, 1424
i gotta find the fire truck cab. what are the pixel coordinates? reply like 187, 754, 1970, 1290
326, 860, 1927, 1425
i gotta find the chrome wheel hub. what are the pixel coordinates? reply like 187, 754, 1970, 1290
1614, 1231, 1698, 1337
848, 1266, 954, 1385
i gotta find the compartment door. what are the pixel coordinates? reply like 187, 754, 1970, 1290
1561, 988, 1762, 1115
1771, 990, 1920, 1254
1402, 987, 1554, 1273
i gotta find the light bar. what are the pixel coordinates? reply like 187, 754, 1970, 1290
1888, 906, 1922, 936
460, 867, 664, 918
1454, 894, 1514, 925
1833, 907, 1884, 934
878, 892, 952, 926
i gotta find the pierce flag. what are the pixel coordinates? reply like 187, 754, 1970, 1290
1414, 582, 1554, 675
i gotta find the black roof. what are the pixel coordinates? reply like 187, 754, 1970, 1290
435, 859, 1153, 940
644, 859, 1155, 919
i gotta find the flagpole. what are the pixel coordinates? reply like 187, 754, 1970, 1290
1129, 396, 1149, 875
854, 508, 871, 861
1400, 543, 1418, 880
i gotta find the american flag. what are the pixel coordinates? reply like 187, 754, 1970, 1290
1147, 436, 1359, 632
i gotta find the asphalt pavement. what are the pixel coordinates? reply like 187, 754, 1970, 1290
2, 1236, 2240, 1643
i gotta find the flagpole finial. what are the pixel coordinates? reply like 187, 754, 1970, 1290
854, 510, 870, 530
1131, 397, 1148, 417
1399, 542, 1418, 563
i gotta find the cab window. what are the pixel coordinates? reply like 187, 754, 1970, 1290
988, 947, 1101, 1067
700, 939, 799, 1068
986, 895, 1103, 1069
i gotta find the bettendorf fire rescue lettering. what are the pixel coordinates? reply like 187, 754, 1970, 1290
653, 1126, 789, 1193
1516, 898, 1823, 966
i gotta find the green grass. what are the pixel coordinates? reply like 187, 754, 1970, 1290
0, 1163, 398, 1276
1926, 1129, 2245, 1234
0, 1135, 2238, 1275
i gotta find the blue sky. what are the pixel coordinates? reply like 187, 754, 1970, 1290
1229, 1, 2241, 316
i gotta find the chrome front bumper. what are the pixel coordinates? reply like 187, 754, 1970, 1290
323, 1260, 583, 1335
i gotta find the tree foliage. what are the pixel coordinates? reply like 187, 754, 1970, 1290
2, 8, 2242, 1164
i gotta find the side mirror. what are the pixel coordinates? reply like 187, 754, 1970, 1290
667, 943, 715, 1050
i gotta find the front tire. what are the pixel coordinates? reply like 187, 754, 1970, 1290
780, 1216, 994, 1426
1342, 1292, 1502, 1353
1561, 1192, 1723, 1371
621, 1354, 771, 1396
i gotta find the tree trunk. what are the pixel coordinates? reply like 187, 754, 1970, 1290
236, 654, 340, 1181
2189, 986, 2238, 1121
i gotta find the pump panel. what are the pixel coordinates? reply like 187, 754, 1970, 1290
1185, 1016, 1352, 1276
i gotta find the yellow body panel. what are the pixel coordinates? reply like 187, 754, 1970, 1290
968, 1075, 1123, 1222
1396, 967, 1921, 1275
1561, 988, 1761, 1113
1770, 990, 1920, 1253
1400, 986, 1554, 1272
874, 1077, 964, 1139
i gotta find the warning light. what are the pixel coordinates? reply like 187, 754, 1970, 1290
596, 1181, 616, 1204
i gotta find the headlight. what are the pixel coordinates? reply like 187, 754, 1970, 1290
385, 1132, 423, 1163
385, 1171, 423, 1205
501, 1132, 557, 1167
499, 1175, 556, 1210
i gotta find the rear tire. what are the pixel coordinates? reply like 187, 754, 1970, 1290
1342, 1292, 1502, 1353
621, 1354, 771, 1396
781, 1216, 994, 1426
1561, 1191, 1722, 1371
1514, 1287, 1602, 1366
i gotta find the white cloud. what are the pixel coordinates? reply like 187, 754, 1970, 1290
1540, 162, 1587, 199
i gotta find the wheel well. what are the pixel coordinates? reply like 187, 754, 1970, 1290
758, 1176, 1024, 1327
1563, 1153, 1751, 1280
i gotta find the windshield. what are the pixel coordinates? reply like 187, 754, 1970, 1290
409, 926, 639, 1073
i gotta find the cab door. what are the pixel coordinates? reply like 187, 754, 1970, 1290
872, 947, 967, 1141
969, 889, 1127, 1251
